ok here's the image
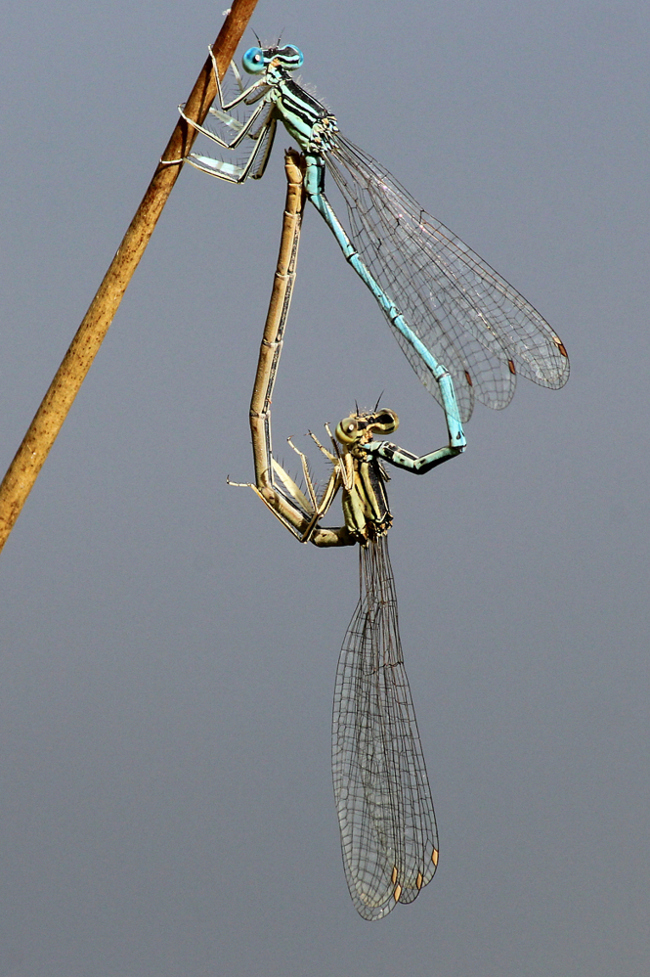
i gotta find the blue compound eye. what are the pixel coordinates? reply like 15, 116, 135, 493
242, 47, 266, 74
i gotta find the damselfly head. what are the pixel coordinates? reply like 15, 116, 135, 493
335, 409, 398, 446
242, 44, 304, 75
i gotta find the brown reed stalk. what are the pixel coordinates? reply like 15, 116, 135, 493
0, 0, 259, 554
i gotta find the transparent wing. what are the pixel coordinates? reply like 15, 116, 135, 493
324, 133, 569, 422
332, 537, 438, 920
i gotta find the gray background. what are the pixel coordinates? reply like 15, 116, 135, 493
1, 1, 648, 974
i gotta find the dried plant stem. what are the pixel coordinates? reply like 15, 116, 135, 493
0, 0, 259, 554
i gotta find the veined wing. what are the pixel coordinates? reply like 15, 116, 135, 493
324, 133, 569, 422
332, 537, 438, 920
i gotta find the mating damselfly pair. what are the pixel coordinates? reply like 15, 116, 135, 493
171, 39, 569, 919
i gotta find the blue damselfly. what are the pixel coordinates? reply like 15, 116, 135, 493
176, 42, 569, 424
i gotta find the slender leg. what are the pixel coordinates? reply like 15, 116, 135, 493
178, 97, 270, 151
178, 110, 277, 183
208, 46, 268, 112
